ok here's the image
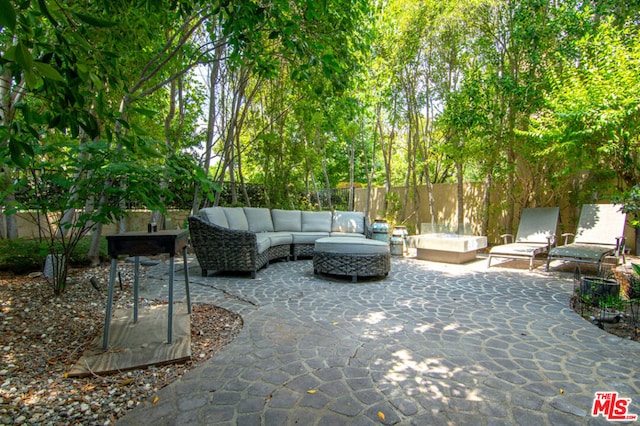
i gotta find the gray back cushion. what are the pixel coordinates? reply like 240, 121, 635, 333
515, 207, 559, 243
575, 203, 626, 244
332, 211, 365, 234
199, 207, 229, 228
301, 211, 332, 232
244, 207, 274, 232
222, 207, 249, 231
272, 209, 302, 232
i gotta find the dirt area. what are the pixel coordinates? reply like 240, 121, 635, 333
0, 263, 243, 425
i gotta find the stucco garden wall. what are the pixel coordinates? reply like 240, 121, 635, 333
9, 185, 635, 252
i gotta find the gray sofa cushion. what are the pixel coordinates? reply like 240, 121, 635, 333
244, 207, 274, 232
222, 207, 249, 231
332, 211, 365, 234
330, 232, 366, 238
255, 233, 271, 254
292, 232, 330, 244
200, 207, 229, 228
265, 232, 294, 246
272, 209, 302, 232
301, 211, 332, 232
315, 237, 389, 255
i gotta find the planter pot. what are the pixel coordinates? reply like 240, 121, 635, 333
372, 219, 390, 243
390, 236, 404, 256
580, 276, 620, 306
392, 226, 409, 254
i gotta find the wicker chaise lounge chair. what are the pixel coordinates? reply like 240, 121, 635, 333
487, 207, 559, 271
545, 203, 626, 274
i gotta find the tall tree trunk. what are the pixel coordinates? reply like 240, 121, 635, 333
364, 106, 379, 217
481, 169, 493, 237
193, 40, 225, 211
456, 160, 464, 234
0, 205, 5, 239
3, 189, 18, 240
311, 172, 322, 210
232, 69, 260, 206
88, 222, 103, 266
322, 160, 332, 211
349, 134, 355, 211
0, 68, 26, 241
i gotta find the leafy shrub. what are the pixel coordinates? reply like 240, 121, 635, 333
629, 264, 640, 300
0, 239, 48, 274
0, 237, 107, 274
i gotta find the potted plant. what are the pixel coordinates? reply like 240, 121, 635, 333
625, 264, 640, 338
579, 275, 621, 307
615, 185, 640, 255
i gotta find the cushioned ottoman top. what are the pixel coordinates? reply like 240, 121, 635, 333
314, 237, 389, 255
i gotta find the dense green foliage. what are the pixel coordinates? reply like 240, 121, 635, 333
1, 0, 639, 288
0, 237, 107, 274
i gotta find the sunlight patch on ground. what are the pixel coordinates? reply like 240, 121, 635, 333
414, 323, 436, 333
379, 349, 492, 406
357, 311, 387, 325
463, 388, 483, 402
443, 322, 462, 331
387, 351, 450, 379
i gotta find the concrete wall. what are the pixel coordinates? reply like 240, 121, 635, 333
8, 189, 636, 252
11, 210, 191, 239
354, 183, 489, 237
354, 185, 636, 252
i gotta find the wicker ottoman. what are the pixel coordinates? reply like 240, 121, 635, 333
313, 237, 390, 282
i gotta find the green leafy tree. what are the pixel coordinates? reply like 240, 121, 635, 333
532, 17, 640, 197
0, 1, 212, 291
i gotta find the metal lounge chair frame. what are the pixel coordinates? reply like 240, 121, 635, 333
487, 207, 559, 271
545, 204, 626, 274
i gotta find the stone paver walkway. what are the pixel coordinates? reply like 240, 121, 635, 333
117, 256, 640, 425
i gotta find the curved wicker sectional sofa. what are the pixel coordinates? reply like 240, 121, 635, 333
188, 207, 371, 278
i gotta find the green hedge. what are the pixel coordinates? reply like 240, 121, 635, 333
0, 237, 108, 274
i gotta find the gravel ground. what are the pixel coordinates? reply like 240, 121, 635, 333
0, 263, 243, 425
